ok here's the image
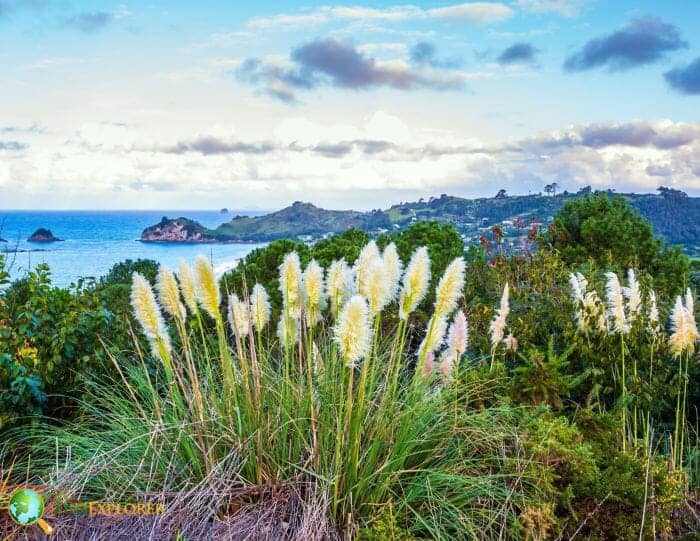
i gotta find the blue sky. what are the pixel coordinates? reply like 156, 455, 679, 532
1, 0, 699, 209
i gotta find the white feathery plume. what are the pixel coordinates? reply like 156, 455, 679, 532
398, 246, 431, 320
228, 293, 250, 337
277, 314, 299, 348
490, 283, 510, 350
326, 258, 353, 315
605, 272, 628, 335
434, 257, 466, 319
303, 259, 326, 325
623, 269, 642, 322
333, 295, 372, 368
156, 266, 186, 321
177, 260, 198, 314
250, 283, 271, 331
569, 273, 584, 304
364, 258, 392, 317
382, 242, 403, 301
194, 255, 221, 320
669, 295, 698, 357
446, 310, 468, 355
131, 272, 171, 360
685, 288, 695, 317
279, 252, 303, 319
354, 241, 381, 296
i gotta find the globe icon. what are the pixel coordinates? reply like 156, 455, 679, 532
8, 488, 53, 534
9, 488, 44, 525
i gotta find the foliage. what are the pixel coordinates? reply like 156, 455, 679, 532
0, 262, 113, 427
544, 193, 689, 294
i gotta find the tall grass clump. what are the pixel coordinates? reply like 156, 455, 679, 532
12, 245, 532, 538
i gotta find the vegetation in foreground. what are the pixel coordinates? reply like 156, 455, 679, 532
0, 194, 699, 539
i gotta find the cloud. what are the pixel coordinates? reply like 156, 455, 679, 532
0, 123, 44, 135
665, 57, 700, 95
564, 17, 687, 72
63, 11, 113, 33
519, 121, 700, 151
426, 3, 513, 23
246, 3, 513, 30
164, 137, 277, 155
497, 43, 539, 64
410, 42, 460, 68
237, 39, 467, 102
0, 140, 27, 151
517, 0, 587, 17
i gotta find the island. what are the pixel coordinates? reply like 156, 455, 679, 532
140, 216, 216, 243
139, 188, 700, 255
27, 228, 63, 242
220, 208, 229, 213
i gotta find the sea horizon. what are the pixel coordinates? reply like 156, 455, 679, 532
0, 210, 267, 287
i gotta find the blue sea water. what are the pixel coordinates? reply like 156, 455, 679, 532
0, 210, 267, 287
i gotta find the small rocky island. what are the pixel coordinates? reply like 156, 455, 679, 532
27, 228, 62, 242
140, 217, 215, 243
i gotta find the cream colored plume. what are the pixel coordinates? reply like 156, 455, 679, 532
669, 294, 699, 357
194, 255, 221, 320
250, 283, 271, 330
178, 260, 198, 314
303, 259, 326, 325
490, 283, 510, 350
364, 258, 392, 317
623, 269, 642, 321
333, 295, 372, 368
434, 257, 465, 318
156, 266, 186, 322
382, 242, 403, 300
354, 241, 381, 296
228, 293, 251, 337
326, 259, 353, 315
279, 252, 303, 319
605, 272, 628, 334
447, 310, 468, 355
398, 246, 431, 320
277, 314, 299, 348
131, 272, 171, 359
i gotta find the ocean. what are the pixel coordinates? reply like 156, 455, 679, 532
0, 210, 267, 287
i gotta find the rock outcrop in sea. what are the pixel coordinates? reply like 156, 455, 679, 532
140, 217, 214, 243
27, 228, 62, 242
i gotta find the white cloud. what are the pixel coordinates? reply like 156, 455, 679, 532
516, 0, 589, 17
245, 3, 514, 30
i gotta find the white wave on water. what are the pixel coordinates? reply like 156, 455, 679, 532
214, 257, 240, 278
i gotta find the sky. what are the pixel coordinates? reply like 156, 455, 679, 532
1, 0, 699, 210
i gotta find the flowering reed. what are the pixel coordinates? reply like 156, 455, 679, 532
250, 283, 271, 331
303, 260, 326, 325
194, 256, 221, 321
333, 295, 372, 368
131, 272, 171, 361
490, 283, 510, 353
398, 247, 431, 320
156, 266, 186, 322
178, 260, 198, 314
279, 252, 304, 320
434, 257, 465, 318
605, 272, 628, 335
228, 294, 251, 338
382, 242, 403, 299
326, 259, 353, 316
